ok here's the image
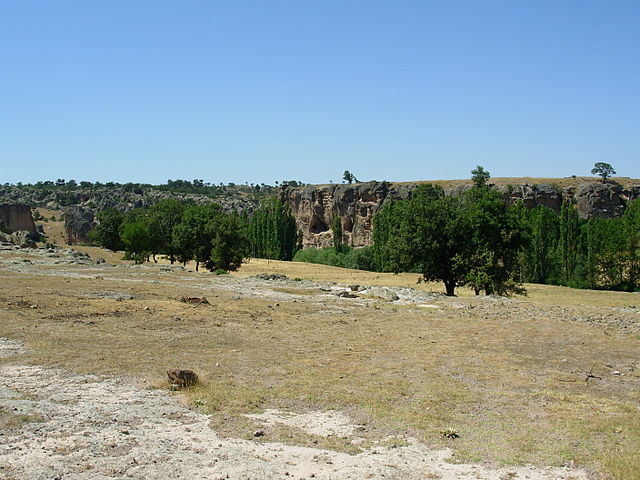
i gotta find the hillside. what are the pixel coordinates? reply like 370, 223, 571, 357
2, 177, 639, 247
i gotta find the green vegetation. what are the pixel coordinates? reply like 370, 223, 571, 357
591, 162, 616, 182
90, 198, 298, 272
332, 216, 344, 252
293, 246, 374, 271
89, 208, 125, 251
342, 170, 359, 184
373, 181, 527, 296
520, 199, 640, 291
247, 198, 299, 261
471, 165, 490, 188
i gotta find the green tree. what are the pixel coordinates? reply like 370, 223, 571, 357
374, 184, 467, 295
374, 183, 527, 296
623, 199, 640, 290
343, 171, 358, 184
332, 216, 344, 252
90, 208, 125, 251
172, 205, 215, 270
204, 211, 248, 271
581, 217, 626, 290
457, 187, 528, 295
172, 204, 248, 272
525, 206, 560, 284
247, 198, 298, 261
471, 165, 490, 188
591, 162, 616, 182
121, 221, 151, 264
147, 199, 185, 263
557, 200, 580, 285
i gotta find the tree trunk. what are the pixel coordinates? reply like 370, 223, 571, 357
444, 280, 456, 296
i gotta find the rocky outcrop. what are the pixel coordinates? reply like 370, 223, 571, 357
283, 181, 640, 248
0, 204, 36, 233
0, 185, 261, 214
574, 182, 627, 218
282, 182, 402, 248
0, 230, 37, 248
64, 207, 95, 245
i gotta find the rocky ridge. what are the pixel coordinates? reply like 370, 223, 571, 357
282, 180, 640, 248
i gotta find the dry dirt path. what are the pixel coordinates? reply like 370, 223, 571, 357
0, 339, 588, 480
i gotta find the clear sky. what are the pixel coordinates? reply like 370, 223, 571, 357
1, 1, 638, 185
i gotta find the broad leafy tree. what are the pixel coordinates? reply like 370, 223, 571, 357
591, 162, 616, 182
147, 199, 185, 263
90, 208, 125, 251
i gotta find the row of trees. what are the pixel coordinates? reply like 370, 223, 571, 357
90, 198, 300, 271
521, 200, 639, 291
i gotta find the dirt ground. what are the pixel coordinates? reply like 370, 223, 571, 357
0, 244, 639, 479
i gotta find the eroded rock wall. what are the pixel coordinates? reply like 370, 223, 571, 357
283, 182, 640, 249
0, 204, 36, 233
64, 206, 95, 245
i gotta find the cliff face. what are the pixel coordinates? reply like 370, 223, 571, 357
64, 207, 95, 245
0, 204, 36, 233
282, 181, 640, 249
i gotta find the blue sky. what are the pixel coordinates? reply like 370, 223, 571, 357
1, 1, 638, 185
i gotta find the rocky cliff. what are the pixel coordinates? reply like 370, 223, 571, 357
282, 181, 640, 249
0, 204, 36, 233
64, 207, 96, 245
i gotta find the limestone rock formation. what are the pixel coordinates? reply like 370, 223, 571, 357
0, 230, 37, 248
283, 181, 640, 249
0, 204, 36, 233
64, 206, 95, 245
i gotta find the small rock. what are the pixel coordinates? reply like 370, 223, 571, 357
253, 430, 265, 437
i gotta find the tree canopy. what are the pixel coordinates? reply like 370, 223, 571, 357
373, 183, 528, 296
591, 162, 616, 182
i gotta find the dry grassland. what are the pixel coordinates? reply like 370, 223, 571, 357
1, 252, 639, 479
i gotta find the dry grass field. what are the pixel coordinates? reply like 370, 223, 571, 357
1, 239, 639, 479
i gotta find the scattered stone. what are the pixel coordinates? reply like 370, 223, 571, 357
253, 430, 265, 437
336, 291, 358, 298
252, 273, 289, 281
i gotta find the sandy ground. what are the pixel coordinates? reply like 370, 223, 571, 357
0, 338, 588, 480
